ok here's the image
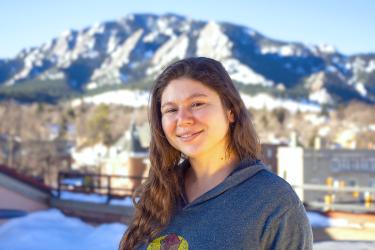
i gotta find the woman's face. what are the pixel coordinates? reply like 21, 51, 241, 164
160, 77, 234, 159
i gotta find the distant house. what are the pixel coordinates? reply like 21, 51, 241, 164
102, 122, 149, 195
0, 164, 51, 223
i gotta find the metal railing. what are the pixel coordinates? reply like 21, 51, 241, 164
57, 171, 147, 203
293, 184, 375, 212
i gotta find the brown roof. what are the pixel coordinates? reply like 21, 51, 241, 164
0, 164, 51, 194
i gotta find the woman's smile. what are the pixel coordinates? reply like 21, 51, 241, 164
177, 130, 204, 142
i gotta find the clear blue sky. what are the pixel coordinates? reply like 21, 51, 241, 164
1, 0, 374, 58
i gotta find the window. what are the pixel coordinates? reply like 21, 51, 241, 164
348, 179, 358, 187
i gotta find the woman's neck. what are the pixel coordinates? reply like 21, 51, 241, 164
184, 151, 239, 203
188, 151, 239, 181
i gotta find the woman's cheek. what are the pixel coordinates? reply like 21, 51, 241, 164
162, 116, 174, 138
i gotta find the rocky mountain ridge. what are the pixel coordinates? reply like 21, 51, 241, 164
0, 13, 374, 105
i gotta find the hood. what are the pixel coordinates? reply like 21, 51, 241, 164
180, 159, 265, 209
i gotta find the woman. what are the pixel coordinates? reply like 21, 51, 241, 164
119, 57, 313, 250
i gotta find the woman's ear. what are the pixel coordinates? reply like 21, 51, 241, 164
227, 110, 235, 123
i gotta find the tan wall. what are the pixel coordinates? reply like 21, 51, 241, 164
0, 187, 48, 211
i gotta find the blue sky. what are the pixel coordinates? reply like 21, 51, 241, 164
1, 0, 374, 58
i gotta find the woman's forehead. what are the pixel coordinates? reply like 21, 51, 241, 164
161, 78, 219, 104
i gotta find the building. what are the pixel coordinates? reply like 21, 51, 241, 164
261, 143, 286, 173
0, 164, 51, 224
277, 147, 375, 204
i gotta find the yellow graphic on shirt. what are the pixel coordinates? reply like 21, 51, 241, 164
147, 233, 188, 250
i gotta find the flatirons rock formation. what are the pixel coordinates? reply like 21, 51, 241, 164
0, 13, 374, 105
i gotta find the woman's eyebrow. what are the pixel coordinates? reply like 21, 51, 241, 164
161, 93, 208, 108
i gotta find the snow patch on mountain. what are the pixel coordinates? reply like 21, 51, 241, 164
241, 93, 321, 113
355, 82, 367, 96
260, 44, 308, 57
366, 60, 375, 73
222, 59, 273, 86
309, 88, 333, 105
70, 89, 149, 107
317, 43, 337, 54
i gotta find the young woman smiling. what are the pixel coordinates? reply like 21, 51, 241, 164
119, 57, 313, 250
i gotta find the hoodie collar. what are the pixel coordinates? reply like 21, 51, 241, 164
179, 158, 265, 210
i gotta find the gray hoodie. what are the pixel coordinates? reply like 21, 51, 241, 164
140, 159, 313, 250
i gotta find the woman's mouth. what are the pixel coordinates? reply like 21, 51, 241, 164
177, 130, 203, 142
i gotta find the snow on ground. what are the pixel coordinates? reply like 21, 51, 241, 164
56, 191, 134, 206
0, 209, 126, 250
314, 241, 375, 250
307, 211, 349, 228
1, 209, 375, 249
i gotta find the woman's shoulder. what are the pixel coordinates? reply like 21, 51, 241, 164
242, 165, 302, 207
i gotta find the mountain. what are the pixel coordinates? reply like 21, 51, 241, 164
0, 13, 374, 105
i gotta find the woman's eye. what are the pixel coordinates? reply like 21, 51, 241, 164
165, 108, 177, 113
192, 102, 204, 108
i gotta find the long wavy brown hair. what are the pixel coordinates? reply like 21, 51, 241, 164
119, 57, 261, 249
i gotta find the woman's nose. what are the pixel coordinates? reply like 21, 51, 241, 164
176, 108, 194, 126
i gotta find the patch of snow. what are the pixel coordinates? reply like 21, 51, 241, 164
318, 126, 331, 137
305, 113, 327, 126
59, 191, 109, 203
0, 209, 126, 250
314, 241, 375, 250
307, 211, 349, 228
318, 43, 337, 54
366, 60, 375, 73
39, 71, 65, 80
355, 82, 367, 96
345, 62, 352, 70
261, 44, 304, 57
240, 93, 321, 113
70, 143, 110, 167
70, 89, 150, 108
309, 88, 333, 105
88, 22, 105, 36
107, 33, 120, 54
61, 178, 83, 186
143, 31, 159, 42
82, 50, 100, 59
222, 59, 273, 86
53, 190, 134, 206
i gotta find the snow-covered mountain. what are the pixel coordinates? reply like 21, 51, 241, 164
0, 13, 374, 105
